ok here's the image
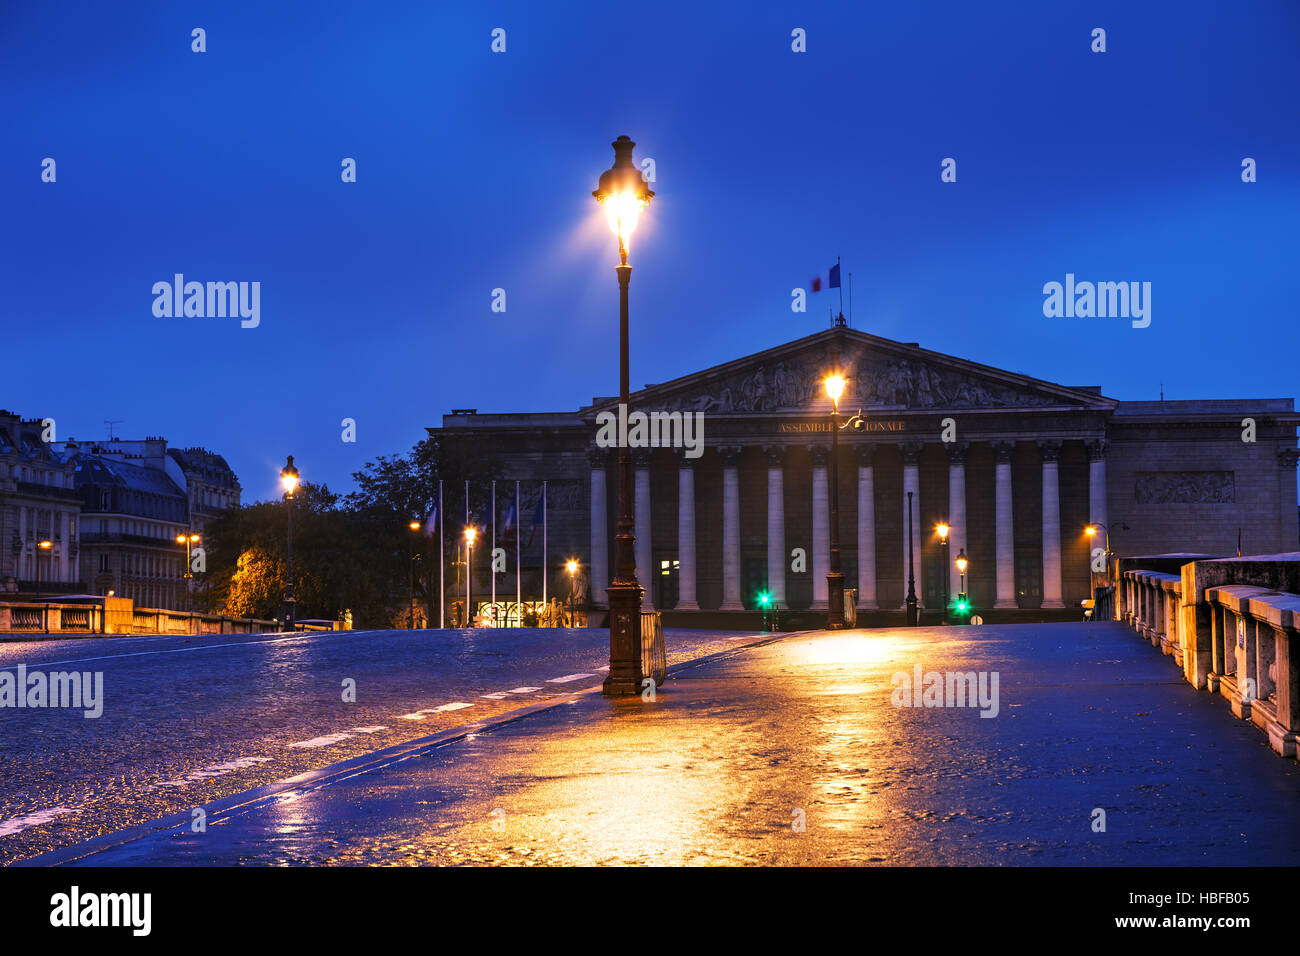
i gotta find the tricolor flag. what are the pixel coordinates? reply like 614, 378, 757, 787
828, 262, 841, 289
526, 489, 545, 547
502, 490, 518, 539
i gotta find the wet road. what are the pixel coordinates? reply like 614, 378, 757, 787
0, 626, 756, 864
25, 622, 1300, 866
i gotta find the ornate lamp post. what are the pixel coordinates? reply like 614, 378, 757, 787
280, 456, 299, 630
824, 374, 846, 629
464, 526, 477, 627
955, 548, 969, 620
936, 522, 950, 624
175, 531, 200, 611
593, 135, 654, 697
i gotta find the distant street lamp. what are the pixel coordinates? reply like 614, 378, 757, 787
1085, 521, 1128, 595
280, 456, 299, 630
905, 492, 918, 626
936, 522, 950, 624
566, 558, 579, 627
955, 548, 969, 619
464, 526, 478, 627
593, 134, 654, 696
824, 374, 846, 629
36, 539, 52, 632
408, 520, 421, 629
175, 531, 200, 611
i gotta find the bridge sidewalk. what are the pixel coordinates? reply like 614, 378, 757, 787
27, 622, 1300, 866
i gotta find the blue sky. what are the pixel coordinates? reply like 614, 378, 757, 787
3, 0, 1297, 503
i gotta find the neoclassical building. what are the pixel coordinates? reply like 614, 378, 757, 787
431, 327, 1299, 618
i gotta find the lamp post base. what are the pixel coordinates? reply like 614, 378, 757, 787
826, 571, 845, 630
603, 581, 643, 697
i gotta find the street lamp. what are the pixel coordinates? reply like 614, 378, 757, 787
36, 539, 52, 632
408, 520, 421, 629
824, 374, 846, 630
175, 532, 200, 611
280, 455, 299, 630
1085, 521, 1128, 597
955, 548, 969, 620
566, 559, 579, 628
464, 526, 477, 627
593, 134, 654, 697
936, 522, 950, 624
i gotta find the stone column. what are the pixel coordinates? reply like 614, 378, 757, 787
589, 449, 609, 608
720, 447, 743, 610
675, 451, 699, 610
1087, 438, 1108, 594
856, 444, 877, 610
901, 441, 923, 608
633, 450, 654, 611
1039, 440, 1064, 608
764, 446, 786, 609
946, 443, 968, 599
811, 445, 829, 610
993, 442, 1017, 608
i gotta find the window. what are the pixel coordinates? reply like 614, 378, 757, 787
657, 558, 680, 609
99, 554, 110, 573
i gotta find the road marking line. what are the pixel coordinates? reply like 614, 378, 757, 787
289, 733, 354, 748
595, 665, 610, 672
398, 713, 427, 720
0, 807, 77, 837
350, 726, 388, 733
508, 686, 542, 693
546, 673, 592, 683
430, 702, 473, 712
480, 693, 508, 699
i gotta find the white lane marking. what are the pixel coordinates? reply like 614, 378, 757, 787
547, 673, 592, 683
595, 665, 610, 672
350, 725, 388, 733
508, 686, 542, 694
399, 713, 427, 721
289, 733, 354, 749
480, 693, 508, 700
153, 756, 273, 788
0, 807, 77, 837
431, 702, 472, 712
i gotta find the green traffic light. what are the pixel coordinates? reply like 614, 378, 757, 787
758, 592, 771, 606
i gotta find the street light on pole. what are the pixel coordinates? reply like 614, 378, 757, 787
408, 520, 421, 629
936, 522, 950, 624
36, 539, 52, 632
280, 456, 299, 631
824, 373, 846, 630
175, 532, 200, 611
592, 134, 654, 697
566, 558, 578, 628
905, 492, 918, 626
955, 548, 969, 621
464, 526, 477, 627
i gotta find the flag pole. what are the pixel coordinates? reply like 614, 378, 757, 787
515, 479, 521, 626
438, 478, 444, 629
491, 479, 496, 622
837, 255, 843, 317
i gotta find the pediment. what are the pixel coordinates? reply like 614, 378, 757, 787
609, 329, 1116, 416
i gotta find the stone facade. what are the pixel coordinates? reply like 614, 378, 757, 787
0, 411, 82, 593
430, 328, 1300, 615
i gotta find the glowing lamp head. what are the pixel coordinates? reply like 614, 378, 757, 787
957, 600, 968, 612
956, 549, 968, 574
409, 521, 421, 531
936, 522, 950, 541
824, 374, 846, 405
1085, 525, 1097, 537
566, 559, 579, 576
280, 455, 299, 496
37, 540, 52, 550
464, 526, 478, 546
189, 533, 200, 543
758, 592, 771, 607
176, 534, 187, 545
593, 135, 654, 248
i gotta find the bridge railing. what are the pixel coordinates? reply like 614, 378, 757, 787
1115, 552, 1300, 759
0, 600, 314, 637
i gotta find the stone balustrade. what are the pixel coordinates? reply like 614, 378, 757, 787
1115, 552, 1300, 759
0, 600, 338, 636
